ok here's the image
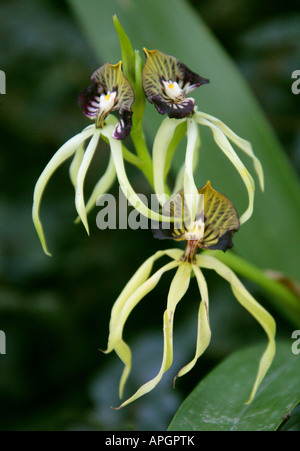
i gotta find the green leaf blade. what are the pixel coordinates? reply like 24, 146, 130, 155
168, 342, 300, 431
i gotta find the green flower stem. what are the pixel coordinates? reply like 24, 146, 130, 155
208, 250, 300, 326
121, 144, 142, 168
131, 126, 154, 188
100, 133, 141, 168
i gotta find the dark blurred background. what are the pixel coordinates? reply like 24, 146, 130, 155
0, 0, 299, 430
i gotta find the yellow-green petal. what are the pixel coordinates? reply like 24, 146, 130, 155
153, 117, 186, 206
75, 128, 101, 235
69, 142, 85, 189
113, 259, 180, 400
32, 125, 95, 256
83, 152, 116, 219
101, 125, 177, 223
198, 111, 264, 191
107, 250, 168, 329
171, 138, 199, 196
197, 254, 276, 404
176, 264, 211, 378
107, 259, 180, 353
117, 263, 191, 408
195, 113, 256, 225
183, 118, 200, 224
104, 250, 181, 399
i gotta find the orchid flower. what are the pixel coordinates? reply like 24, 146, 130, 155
143, 49, 264, 226
32, 61, 172, 256
104, 182, 276, 408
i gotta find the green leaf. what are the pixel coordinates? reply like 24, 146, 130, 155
67, 0, 300, 283
168, 342, 300, 431
112, 15, 135, 85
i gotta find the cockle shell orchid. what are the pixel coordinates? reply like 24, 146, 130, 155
32, 61, 173, 256
143, 49, 264, 226
142, 48, 209, 118
104, 182, 276, 408
78, 61, 134, 140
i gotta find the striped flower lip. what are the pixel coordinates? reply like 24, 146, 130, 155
78, 62, 134, 140
153, 181, 240, 259
142, 48, 209, 119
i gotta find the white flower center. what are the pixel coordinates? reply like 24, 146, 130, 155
162, 80, 185, 101
99, 90, 117, 113
185, 215, 205, 241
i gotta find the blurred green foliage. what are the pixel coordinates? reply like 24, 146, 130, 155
0, 0, 299, 431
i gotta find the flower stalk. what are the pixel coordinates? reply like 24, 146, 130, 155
211, 250, 300, 327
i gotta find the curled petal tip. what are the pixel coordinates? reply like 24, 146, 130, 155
83, 221, 90, 236
111, 405, 122, 411
173, 375, 178, 389
43, 248, 52, 258
112, 110, 133, 140
33, 214, 52, 257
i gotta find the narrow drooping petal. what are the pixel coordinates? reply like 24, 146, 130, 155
154, 181, 240, 254
117, 263, 192, 408
79, 62, 134, 139
143, 49, 209, 119
171, 137, 199, 196
106, 250, 171, 342
104, 249, 181, 398
75, 129, 101, 235
153, 117, 186, 206
176, 264, 211, 378
198, 112, 264, 191
183, 118, 200, 224
32, 125, 95, 256
69, 142, 85, 189
101, 125, 178, 223
195, 114, 256, 225
172, 163, 185, 196
84, 152, 116, 218
197, 254, 276, 404
103, 249, 181, 398
109, 259, 180, 401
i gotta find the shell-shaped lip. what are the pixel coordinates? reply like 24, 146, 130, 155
78, 61, 134, 139
142, 48, 209, 118
153, 181, 240, 252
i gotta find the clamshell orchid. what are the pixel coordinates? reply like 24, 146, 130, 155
143, 49, 264, 226
104, 182, 276, 408
142, 48, 209, 119
32, 61, 172, 256
78, 61, 134, 140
